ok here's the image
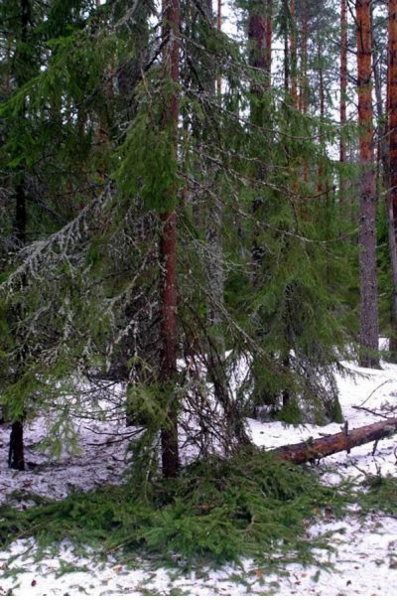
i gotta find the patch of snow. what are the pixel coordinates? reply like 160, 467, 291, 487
1, 355, 397, 595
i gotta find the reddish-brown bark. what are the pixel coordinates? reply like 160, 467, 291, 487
340, 0, 348, 169
388, 0, 397, 360
290, 0, 297, 108
282, 0, 290, 95
298, 0, 308, 115
317, 37, 325, 195
273, 418, 397, 465
339, 0, 348, 204
298, 0, 308, 182
249, 0, 269, 263
356, 0, 380, 368
248, 0, 273, 90
265, 0, 273, 88
216, 0, 222, 95
160, 0, 180, 478
248, 3, 268, 93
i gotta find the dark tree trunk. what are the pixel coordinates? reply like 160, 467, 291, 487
273, 417, 397, 464
9, 421, 24, 470
159, 212, 179, 478
160, 0, 180, 478
356, 0, 380, 369
14, 183, 27, 247
8, 0, 31, 471
10, 183, 27, 471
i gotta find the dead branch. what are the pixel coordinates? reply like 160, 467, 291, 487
272, 418, 397, 464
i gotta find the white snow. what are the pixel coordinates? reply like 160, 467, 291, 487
1, 352, 397, 595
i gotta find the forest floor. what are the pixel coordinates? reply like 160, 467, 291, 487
1, 349, 397, 595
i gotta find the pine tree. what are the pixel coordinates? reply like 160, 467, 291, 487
339, 0, 348, 200
356, 0, 380, 368
387, 0, 397, 361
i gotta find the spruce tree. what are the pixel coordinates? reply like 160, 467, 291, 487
0, 0, 358, 484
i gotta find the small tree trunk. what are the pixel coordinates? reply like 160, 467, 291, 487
9, 421, 24, 470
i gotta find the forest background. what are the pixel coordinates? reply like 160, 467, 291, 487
1, 0, 397, 571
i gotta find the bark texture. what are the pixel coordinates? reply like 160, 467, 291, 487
273, 418, 397, 464
8, 0, 31, 471
202, 0, 224, 348
356, 0, 380, 368
160, 0, 180, 478
388, 0, 397, 360
290, 0, 297, 107
248, 0, 272, 88
339, 0, 347, 201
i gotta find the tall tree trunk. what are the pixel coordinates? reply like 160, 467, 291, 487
160, 0, 180, 478
299, 0, 308, 182
317, 34, 325, 195
8, 0, 32, 471
265, 0, 273, 90
9, 175, 27, 472
290, 0, 297, 108
298, 0, 307, 115
282, 0, 290, 97
249, 0, 278, 412
339, 0, 348, 203
9, 183, 26, 472
248, 2, 269, 120
248, 0, 270, 276
356, 0, 380, 369
202, 0, 224, 353
216, 0, 222, 95
387, 0, 397, 361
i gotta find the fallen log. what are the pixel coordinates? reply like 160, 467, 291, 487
272, 418, 397, 465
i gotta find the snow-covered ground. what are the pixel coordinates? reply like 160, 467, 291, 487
1, 354, 397, 595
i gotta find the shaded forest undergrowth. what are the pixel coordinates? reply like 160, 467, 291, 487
1, 447, 395, 573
